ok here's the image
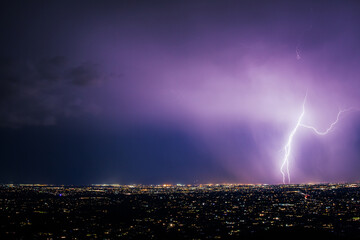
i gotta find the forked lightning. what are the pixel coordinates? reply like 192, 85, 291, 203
280, 94, 356, 184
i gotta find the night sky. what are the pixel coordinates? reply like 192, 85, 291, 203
1, 0, 360, 185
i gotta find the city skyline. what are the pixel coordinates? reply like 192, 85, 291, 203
1, 183, 360, 239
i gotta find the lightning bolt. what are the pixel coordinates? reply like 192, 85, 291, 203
296, 46, 301, 60
300, 108, 356, 135
280, 94, 357, 184
280, 93, 307, 184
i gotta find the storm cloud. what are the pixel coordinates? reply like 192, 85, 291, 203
0, 55, 109, 127
1, 0, 360, 184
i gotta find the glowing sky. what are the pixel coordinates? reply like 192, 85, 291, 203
1, 0, 360, 184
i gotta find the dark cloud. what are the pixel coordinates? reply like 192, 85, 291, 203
67, 62, 103, 86
0, 56, 109, 127
0, 58, 19, 101
36, 56, 67, 81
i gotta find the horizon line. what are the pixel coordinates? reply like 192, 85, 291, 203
2, 181, 360, 187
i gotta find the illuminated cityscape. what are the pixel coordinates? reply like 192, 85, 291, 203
1, 183, 360, 239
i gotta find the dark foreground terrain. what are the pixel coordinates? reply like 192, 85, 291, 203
1, 183, 360, 239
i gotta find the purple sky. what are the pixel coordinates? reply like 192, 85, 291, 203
1, 0, 360, 184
